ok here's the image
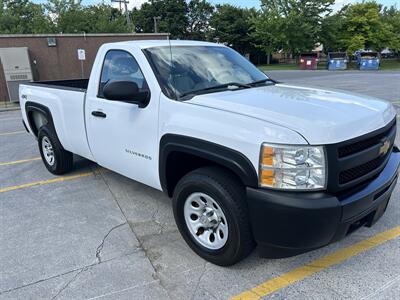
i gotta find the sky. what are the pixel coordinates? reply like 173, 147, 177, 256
34, 0, 400, 10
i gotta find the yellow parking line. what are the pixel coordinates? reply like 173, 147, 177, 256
0, 157, 41, 167
0, 171, 94, 193
231, 226, 400, 300
0, 130, 26, 136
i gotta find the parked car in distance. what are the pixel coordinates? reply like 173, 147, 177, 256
299, 52, 318, 70
20, 40, 399, 266
357, 51, 380, 70
327, 52, 348, 70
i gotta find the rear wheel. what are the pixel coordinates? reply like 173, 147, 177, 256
173, 166, 255, 266
38, 125, 73, 175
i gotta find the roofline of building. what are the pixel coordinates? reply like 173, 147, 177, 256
0, 33, 170, 38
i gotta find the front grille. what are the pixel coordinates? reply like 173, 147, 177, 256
338, 124, 395, 158
326, 118, 396, 194
339, 155, 386, 184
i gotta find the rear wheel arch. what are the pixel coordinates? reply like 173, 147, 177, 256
159, 134, 258, 197
25, 102, 54, 137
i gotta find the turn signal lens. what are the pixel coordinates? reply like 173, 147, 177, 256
261, 146, 274, 166
260, 169, 275, 186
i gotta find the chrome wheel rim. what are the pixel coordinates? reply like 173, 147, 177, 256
183, 192, 228, 250
42, 136, 55, 166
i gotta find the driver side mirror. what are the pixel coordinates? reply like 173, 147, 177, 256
103, 80, 150, 108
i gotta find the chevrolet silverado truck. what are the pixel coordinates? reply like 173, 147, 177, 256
20, 40, 399, 266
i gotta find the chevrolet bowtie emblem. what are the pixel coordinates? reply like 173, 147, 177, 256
379, 139, 390, 156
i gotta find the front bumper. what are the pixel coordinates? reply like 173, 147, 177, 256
247, 150, 400, 258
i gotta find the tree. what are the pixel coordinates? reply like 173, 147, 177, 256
45, 0, 82, 16
255, 0, 334, 56
0, 0, 54, 33
250, 7, 282, 64
87, 5, 130, 33
320, 11, 346, 53
339, 2, 398, 54
133, 0, 188, 38
44, 0, 130, 34
59, 5, 129, 33
186, 0, 214, 40
382, 6, 400, 53
209, 4, 255, 54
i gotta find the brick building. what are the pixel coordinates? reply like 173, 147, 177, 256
0, 33, 169, 102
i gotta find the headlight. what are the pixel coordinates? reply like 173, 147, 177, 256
259, 143, 326, 190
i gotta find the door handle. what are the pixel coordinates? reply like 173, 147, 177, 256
91, 111, 106, 118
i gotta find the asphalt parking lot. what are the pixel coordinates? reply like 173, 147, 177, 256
1, 70, 400, 300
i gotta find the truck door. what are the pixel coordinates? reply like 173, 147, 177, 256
86, 49, 160, 189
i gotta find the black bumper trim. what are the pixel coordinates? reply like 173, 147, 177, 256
246, 151, 400, 258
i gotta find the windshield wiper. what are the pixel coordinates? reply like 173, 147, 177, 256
179, 82, 251, 99
247, 78, 275, 86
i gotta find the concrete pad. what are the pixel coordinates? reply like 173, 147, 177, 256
0, 120, 24, 134
0, 254, 169, 300
0, 156, 94, 190
269, 238, 400, 300
0, 177, 140, 293
0, 133, 37, 163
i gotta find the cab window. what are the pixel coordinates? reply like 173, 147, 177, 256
98, 50, 148, 98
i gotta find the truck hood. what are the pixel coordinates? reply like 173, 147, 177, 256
188, 84, 396, 145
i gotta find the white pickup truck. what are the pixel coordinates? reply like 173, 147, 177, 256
20, 40, 399, 266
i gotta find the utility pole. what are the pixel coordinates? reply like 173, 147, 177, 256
111, 0, 131, 24
153, 16, 161, 33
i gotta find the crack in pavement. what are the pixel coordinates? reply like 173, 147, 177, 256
0, 251, 138, 296
0, 265, 88, 296
95, 222, 127, 263
83, 279, 161, 300
190, 262, 208, 300
51, 221, 129, 300
51, 266, 89, 300
96, 170, 173, 300
2, 167, 174, 299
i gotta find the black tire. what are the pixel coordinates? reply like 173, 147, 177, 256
38, 125, 73, 175
173, 166, 255, 266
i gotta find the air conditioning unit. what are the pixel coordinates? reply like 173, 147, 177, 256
0, 47, 34, 102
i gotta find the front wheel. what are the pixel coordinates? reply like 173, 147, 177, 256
173, 166, 255, 266
38, 125, 73, 175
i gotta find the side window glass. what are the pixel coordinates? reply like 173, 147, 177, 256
98, 50, 148, 98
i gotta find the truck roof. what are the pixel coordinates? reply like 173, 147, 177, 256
103, 39, 224, 49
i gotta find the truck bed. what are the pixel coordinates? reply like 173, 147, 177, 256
25, 79, 89, 91
20, 79, 93, 160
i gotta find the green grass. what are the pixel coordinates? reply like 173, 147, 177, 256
258, 59, 400, 71
258, 64, 299, 71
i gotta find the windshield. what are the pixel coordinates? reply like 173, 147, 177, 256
143, 45, 269, 99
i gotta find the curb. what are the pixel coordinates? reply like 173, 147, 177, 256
0, 107, 21, 113
0, 103, 21, 112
